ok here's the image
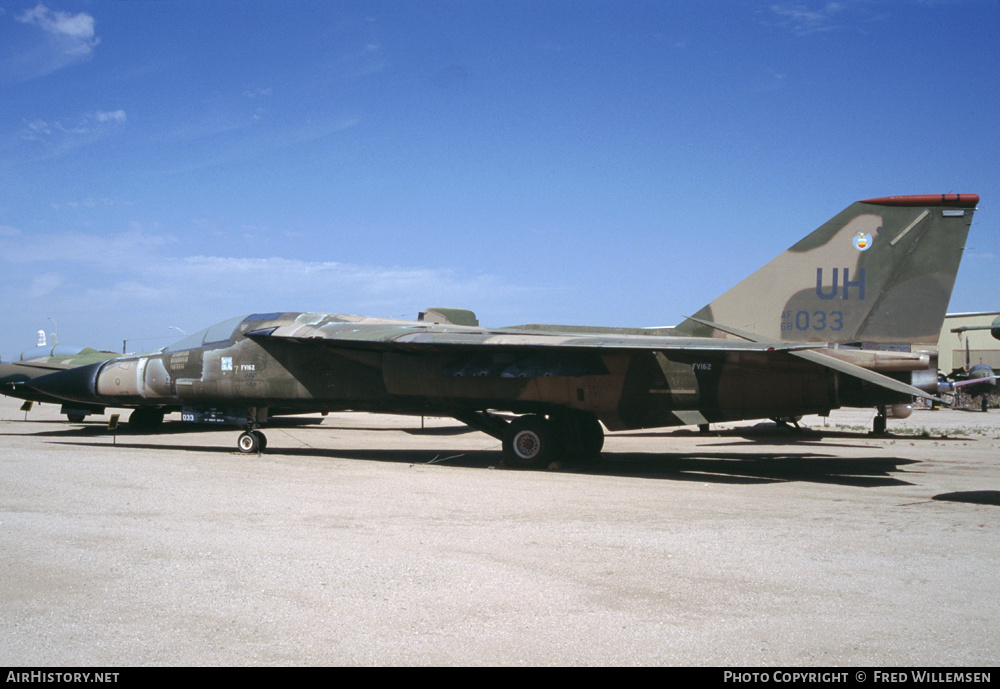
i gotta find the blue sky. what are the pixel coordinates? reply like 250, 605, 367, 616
1, 0, 997, 358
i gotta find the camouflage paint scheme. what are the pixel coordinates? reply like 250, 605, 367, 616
28, 194, 980, 465
0, 344, 120, 419
675, 195, 974, 344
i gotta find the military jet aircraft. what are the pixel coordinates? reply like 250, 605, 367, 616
28, 194, 979, 466
939, 317, 1000, 411
0, 332, 120, 421
951, 316, 1000, 342
942, 365, 996, 411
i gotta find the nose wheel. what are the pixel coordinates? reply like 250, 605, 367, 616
237, 429, 267, 453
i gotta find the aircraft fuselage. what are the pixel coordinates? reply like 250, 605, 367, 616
47, 312, 917, 433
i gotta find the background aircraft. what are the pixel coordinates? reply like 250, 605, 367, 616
939, 316, 1000, 411
28, 194, 979, 466
0, 331, 120, 421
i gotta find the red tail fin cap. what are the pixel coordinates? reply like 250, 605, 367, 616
860, 194, 979, 207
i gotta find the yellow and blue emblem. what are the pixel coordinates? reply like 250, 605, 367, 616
852, 232, 873, 251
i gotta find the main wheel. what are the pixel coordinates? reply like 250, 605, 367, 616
503, 415, 558, 469
129, 407, 164, 431
555, 412, 604, 461
563, 414, 604, 462
578, 414, 604, 458
237, 431, 260, 453
253, 430, 267, 450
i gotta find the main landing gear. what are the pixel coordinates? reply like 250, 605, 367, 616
872, 406, 888, 435
458, 410, 605, 469
503, 415, 559, 468
128, 407, 165, 431
503, 414, 605, 468
770, 416, 802, 431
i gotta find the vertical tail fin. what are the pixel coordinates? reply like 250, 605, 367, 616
674, 194, 979, 344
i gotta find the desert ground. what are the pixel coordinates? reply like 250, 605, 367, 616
2, 396, 998, 666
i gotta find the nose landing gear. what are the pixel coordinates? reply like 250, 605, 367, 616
237, 429, 267, 453
236, 407, 269, 453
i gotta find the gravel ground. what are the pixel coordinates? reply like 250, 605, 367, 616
2, 397, 998, 666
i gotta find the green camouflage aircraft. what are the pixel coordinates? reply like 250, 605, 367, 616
28, 194, 979, 466
0, 340, 120, 421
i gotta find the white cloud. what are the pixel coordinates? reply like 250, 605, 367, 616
769, 2, 847, 35
0, 228, 168, 268
143, 256, 514, 311
27, 271, 64, 298
1, 4, 100, 82
95, 110, 126, 123
0, 226, 542, 357
0, 228, 532, 318
18, 109, 127, 151
16, 4, 99, 55
20, 119, 56, 141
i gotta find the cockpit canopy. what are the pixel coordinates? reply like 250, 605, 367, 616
162, 313, 291, 353
163, 315, 249, 353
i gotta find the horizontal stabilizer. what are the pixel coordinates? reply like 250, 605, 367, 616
791, 348, 940, 403
684, 316, 940, 402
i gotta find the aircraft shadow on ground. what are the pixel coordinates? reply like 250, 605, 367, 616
932, 490, 1000, 506
12, 418, 324, 436
328, 425, 476, 436
582, 452, 917, 487
34, 424, 920, 488
7, 417, 473, 436
632, 424, 974, 445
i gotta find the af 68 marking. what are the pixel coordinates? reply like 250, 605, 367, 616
780, 310, 844, 332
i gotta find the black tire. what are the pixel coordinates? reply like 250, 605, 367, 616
129, 408, 164, 431
503, 415, 558, 468
237, 431, 259, 454
567, 413, 605, 461
253, 430, 267, 450
66, 414, 85, 423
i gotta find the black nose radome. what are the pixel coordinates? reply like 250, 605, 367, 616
27, 361, 106, 404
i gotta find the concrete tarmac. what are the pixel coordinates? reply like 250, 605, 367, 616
2, 397, 998, 666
